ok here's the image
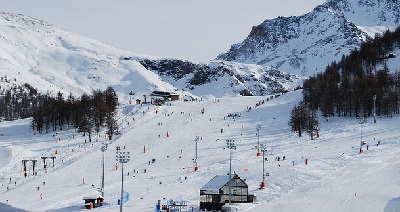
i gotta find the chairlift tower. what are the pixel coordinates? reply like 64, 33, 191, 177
259, 144, 267, 189
226, 139, 236, 205
50, 156, 56, 167
194, 136, 199, 171
358, 117, 365, 153
31, 160, 37, 175
41, 156, 48, 169
22, 160, 28, 177
116, 146, 130, 212
256, 124, 261, 156
373, 95, 377, 123
100, 143, 108, 197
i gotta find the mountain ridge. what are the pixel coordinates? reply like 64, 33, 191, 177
216, 0, 400, 77
0, 11, 299, 100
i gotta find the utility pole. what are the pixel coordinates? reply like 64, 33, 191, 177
373, 95, 377, 123
259, 144, 267, 189
358, 117, 365, 153
116, 146, 130, 212
256, 124, 261, 156
194, 136, 199, 171
226, 140, 236, 205
101, 143, 108, 197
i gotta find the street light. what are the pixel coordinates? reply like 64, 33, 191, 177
256, 124, 261, 156
116, 147, 130, 212
194, 136, 199, 171
226, 140, 236, 205
100, 144, 108, 197
259, 144, 267, 189
358, 117, 365, 153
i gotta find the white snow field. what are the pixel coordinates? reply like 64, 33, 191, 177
0, 90, 400, 212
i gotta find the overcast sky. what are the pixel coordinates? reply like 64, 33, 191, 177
1, 0, 326, 62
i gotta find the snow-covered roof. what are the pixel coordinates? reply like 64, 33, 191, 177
82, 196, 103, 200
200, 175, 230, 191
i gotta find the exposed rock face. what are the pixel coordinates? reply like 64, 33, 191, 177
216, 0, 400, 77
133, 58, 300, 96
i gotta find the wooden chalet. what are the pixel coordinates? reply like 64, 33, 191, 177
82, 196, 104, 209
200, 174, 255, 211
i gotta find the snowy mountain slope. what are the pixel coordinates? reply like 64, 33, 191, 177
325, 0, 400, 29
216, 0, 400, 77
0, 12, 300, 100
0, 12, 179, 100
1, 90, 400, 212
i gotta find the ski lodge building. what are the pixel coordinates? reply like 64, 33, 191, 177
150, 91, 180, 101
199, 174, 255, 211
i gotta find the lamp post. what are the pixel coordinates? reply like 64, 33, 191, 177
226, 139, 236, 205
260, 144, 267, 189
101, 144, 108, 197
116, 146, 130, 212
256, 124, 261, 156
358, 117, 365, 153
373, 95, 377, 123
194, 136, 199, 171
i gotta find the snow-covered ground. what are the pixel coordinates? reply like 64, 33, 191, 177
0, 90, 400, 212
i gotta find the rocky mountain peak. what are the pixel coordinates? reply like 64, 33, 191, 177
216, 0, 399, 77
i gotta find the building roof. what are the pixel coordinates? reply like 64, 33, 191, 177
82, 196, 103, 200
150, 91, 171, 97
200, 175, 230, 192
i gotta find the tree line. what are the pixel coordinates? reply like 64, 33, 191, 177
289, 26, 400, 137
0, 84, 119, 140
0, 83, 38, 120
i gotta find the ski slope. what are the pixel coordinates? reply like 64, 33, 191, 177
0, 90, 400, 212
